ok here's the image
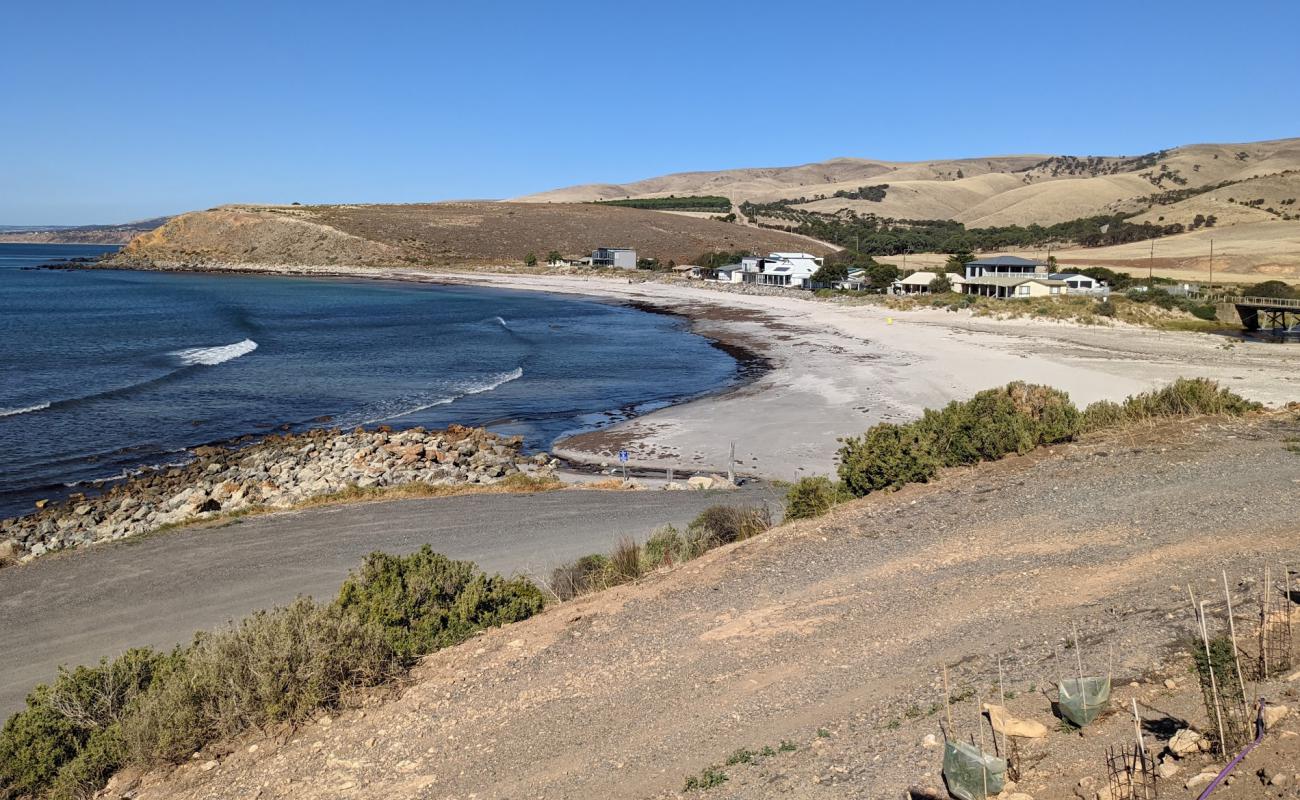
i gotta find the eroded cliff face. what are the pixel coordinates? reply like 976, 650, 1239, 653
113, 206, 404, 268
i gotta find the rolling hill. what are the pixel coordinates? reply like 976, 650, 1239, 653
517, 137, 1300, 279
111, 202, 833, 269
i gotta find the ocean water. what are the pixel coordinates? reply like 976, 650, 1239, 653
0, 244, 741, 518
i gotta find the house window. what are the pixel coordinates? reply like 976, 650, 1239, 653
1050, 287, 1062, 295
1017, 285, 1030, 296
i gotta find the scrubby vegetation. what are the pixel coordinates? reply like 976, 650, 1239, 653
740, 202, 1188, 256
784, 476, 853, 520
0, 549, 543, 800
784, 379, 1260, 520
596, 195, 732, 213
548, 504, 773, 601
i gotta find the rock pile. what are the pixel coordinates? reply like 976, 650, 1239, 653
1, 425, 556, 563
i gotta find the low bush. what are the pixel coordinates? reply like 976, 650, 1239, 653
838, 422, 939, 495
784, 476, 852, 520
838, 379, 1251, 499
642, 525, 689, 569
121, 597, 397, 764
549, 554, 613, 601
610, 537, 643, 582
689, 505, 772, 545
1117, 377, 1258, 420
334, 545, 546, 664
0, 648, 177, 800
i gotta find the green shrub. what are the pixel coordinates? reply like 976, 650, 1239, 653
643, 526, 688, 569
784, 476, 852, 520
1118, 378, 1258, 420
688, 505, 772, 546
549, 553, 613, 600
122, 597, 396, 764
838, 422, 939, 495
1190, 304, 1218, 321
1080, 399, 1126, 432
335, 545, 545, 663
609, 537, 643, 582
0, 648, 175, 800
1096, 299, 1116, 317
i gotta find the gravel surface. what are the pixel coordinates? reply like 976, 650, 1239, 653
117, 412, 1300, 800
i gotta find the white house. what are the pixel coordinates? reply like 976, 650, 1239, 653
739, 252, 824, 289
1049, 272, 1108, 295
890, 271, 966, 295
964, 255, 1047, 280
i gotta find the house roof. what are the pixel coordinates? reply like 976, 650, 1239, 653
963, 276, 1067, 287
1049, 273, 1093, 281
967, 255, 1042, 267
897, 271, 940, 285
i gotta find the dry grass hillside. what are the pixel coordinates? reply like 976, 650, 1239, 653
518, 139, 1300, 227
113, 203, 831, 268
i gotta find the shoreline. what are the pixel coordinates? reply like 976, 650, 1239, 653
55, 259, 1300, 482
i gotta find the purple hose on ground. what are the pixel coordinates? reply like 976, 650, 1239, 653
1196, 701, 1266, 800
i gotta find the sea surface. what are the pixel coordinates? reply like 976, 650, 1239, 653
0, 244, 741, 518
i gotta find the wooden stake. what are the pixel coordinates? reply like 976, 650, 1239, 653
1198, 600, 1229, 753
1131, 697, 1146, 754
1222, 570, 1250, 704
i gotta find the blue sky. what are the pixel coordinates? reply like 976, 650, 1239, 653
3, 0, 1298, 224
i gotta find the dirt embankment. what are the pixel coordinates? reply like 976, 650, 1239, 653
114, 412, 1300, 800
109, 202, 833, 270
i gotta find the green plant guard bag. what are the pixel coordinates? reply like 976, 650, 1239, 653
1058, 676, 1111, 727
942, 740, 1006, 800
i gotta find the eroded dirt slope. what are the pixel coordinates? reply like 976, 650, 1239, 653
119, 413, 1300, 800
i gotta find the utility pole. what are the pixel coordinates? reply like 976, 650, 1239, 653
1208, 238, 1214, 294
1148, 240, 1155, 287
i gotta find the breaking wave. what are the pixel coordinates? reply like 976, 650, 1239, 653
0, 402, 51, 418
171, 339, 258, 366
362, 367, 524, 424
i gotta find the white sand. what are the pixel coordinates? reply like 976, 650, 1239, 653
401, 272, 1300, 481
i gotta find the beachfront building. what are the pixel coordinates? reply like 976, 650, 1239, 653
591, 247, 638, 269
739, 252, 824, 289
963, 255, 1046, 281
889, 271, 966, 295
1050, 272, 1109, 295
960, 275, 1068, 299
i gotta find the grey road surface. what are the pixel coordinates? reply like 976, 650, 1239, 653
0, 485, 780, 715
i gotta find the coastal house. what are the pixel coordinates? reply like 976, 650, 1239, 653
591, 247, 637, 269
890, 271, 966, 295
963, 255, 1047, 280
1050, 272, 1109, 295
960, 275, 1068, 299
739, 252, 824, 289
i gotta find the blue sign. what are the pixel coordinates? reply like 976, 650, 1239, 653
617, 450, 629, 463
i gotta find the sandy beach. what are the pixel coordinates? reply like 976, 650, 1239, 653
61, 261, 1300, 481
396, 271, 1300, 480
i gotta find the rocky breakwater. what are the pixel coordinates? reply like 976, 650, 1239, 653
0, 425, 557, 565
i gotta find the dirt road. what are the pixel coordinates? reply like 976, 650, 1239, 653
124, 413, 1300, 800
0, 485, 779, 716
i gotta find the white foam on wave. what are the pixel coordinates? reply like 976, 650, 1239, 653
363, 367, 524, 424
171, 338, 258, 367
0, 402, 51, 417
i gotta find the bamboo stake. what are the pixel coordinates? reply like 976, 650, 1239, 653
1198, 600, 1229, 753
943, 664, 953, 737
1263, 566, 1272, 678
997, 657, 1008, 761
1073, 624, 1087, 722
1222, 570, 1249, 705
977, 693, 989, 800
